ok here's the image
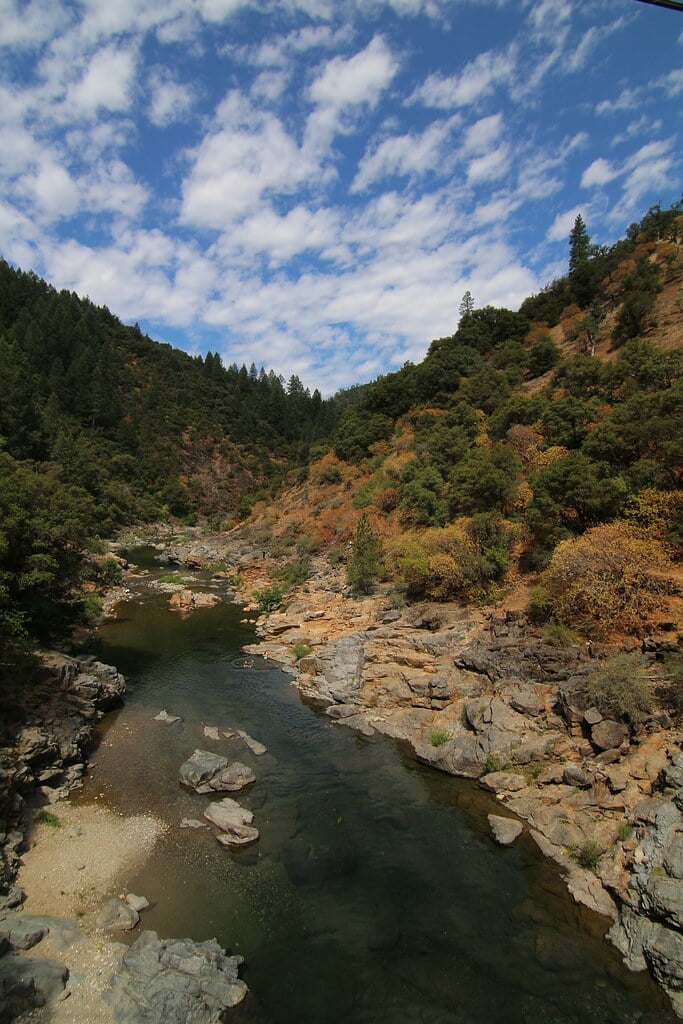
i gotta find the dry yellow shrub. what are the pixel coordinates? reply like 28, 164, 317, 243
543, 521, 674, 635
533, 445, 569, 470
624, 489, 683, 537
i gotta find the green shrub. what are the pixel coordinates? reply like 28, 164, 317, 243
482, 753, 506, 775
528, 585, 554, 624
617, 821, 632, 842
157, 572, 188, 585
253, 585, 285, 612
99, 557, 123, 585
34, 809, 61, 828
327, 545, 344, 566
585, 653, 653, 726
292, 643, 312, 661
318, 465, 342, 485
571, 840, 604, 872
81, 594, 103, 622
543, 622, 580, 649
273, 557, 311, 587
430, 730, 452, 747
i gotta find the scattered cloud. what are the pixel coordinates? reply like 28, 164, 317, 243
581, 157, 618, 189
409, 46, 516, 109
0, 0, 680, 393
148, 68, 195, 126
352, 117, 458, 191
309, 36, 398, 110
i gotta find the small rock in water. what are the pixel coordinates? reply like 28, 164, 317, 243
237, 730, 267, 756
488, 814, 523, 846
203, 725, 220, 741
207, 761, 256, 793
125, 894, 150, 913
179, 749, 228, 791
154, 710, 181, 725
205, 798, 259, 847
180, 818, 208, 829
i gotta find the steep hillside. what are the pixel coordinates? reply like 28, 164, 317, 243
242, 203, 683, 644
0, 259, 339, 529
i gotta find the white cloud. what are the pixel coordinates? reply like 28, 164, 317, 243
19, 157, 80, 218
148, 69, 194, 125
596, 87, 644, 117
218, 204, 340, 263
181, 92, 319, 229
309, 36, 398, 110
67, 44, 138, 114
251, 70, 290, 101
581, 157, 618, 189
0, 0, 69, 49
463, 113, 502, 153
352, 117, 458, 191
467, 144, 510, 185
409, 46, 516, 108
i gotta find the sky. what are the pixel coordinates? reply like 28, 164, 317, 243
0, 0, 681, 395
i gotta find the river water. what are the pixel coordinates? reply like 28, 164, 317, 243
84, 549, 674, 1024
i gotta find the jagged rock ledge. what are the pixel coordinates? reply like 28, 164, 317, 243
0, 652, 126, 905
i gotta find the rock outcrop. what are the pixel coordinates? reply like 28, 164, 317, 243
245, 585, 682, 1017
104, 930, 247, 1023
0, 653, 125, 903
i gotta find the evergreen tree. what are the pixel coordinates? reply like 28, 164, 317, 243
569, 214, 590, 274
346, 514, 383, 596
459, 290, 474, 323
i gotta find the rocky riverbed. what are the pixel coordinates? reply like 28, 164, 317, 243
0, 647, 248, 1022
150, 527, 683, 1019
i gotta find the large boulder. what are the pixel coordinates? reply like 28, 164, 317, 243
104, 930, 247, 1024
179, 751, 228, 792
0, 954, 68, 1018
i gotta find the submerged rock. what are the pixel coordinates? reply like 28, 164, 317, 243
204, 798, 259, 847
104, 930, 247, 1024
155, 710, 181, 725
488, 815, 523, 846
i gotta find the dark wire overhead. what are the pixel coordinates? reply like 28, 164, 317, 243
632, 0, 683, 11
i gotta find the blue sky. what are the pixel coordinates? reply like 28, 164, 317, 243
1, 0, 681, 394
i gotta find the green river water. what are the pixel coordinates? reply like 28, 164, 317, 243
82, 548, 675, 1024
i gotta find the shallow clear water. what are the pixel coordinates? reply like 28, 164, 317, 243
84, 549, 674, 1024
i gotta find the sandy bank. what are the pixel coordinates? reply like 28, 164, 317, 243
16, 801, 167, 1024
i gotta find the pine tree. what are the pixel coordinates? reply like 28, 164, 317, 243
346, 513, 383, 596
568, 215, 590, 274
459, 290, 474, 323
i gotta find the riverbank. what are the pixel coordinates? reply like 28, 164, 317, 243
0, 585, 249, 1022
150, 524, 683, 1018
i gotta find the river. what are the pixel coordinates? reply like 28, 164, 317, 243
82, 549, 674, 1023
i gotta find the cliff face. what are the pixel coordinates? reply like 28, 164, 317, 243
0, 654, 125, 906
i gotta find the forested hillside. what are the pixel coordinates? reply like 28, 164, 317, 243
0, 200, 681, 660
0, 263, 339, 657
246, 201, 683, 640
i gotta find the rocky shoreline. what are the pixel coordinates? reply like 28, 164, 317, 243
153, 527, 683, 1019
2, 530, 680, 1018
0, 644, 248, 1022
